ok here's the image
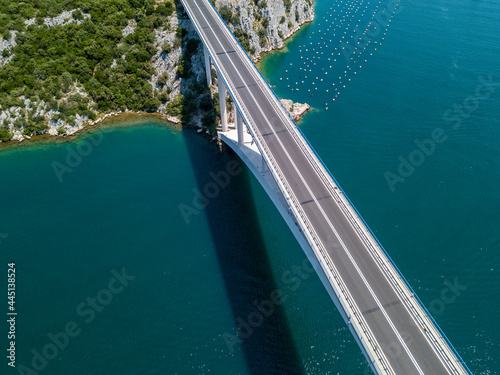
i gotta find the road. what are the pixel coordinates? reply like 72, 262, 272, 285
180, 0, 469, 373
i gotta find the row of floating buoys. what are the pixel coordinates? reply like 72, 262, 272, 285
279, 0, 400, 110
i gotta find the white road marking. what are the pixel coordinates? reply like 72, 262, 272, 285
188, 1, 416, 373
184, 1, 459, 374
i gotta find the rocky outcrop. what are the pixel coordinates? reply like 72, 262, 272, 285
280, 99, 310, 121
150, 11, 206, 112
214, 0, 314, 59
122, 20, 137, 38
0, 1, 313, 143
24, 9, 90, 27
0, 31, 17, 68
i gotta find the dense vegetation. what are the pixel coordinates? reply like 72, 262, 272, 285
0, 0, 309, 140
0, 0, 176, 136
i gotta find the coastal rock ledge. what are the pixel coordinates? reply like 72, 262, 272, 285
280, 99, 311, 121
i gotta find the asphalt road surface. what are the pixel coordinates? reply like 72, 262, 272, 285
181, 0, 468, 373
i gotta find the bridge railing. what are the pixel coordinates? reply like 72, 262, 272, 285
264, 91, 469, 374
255, 74, 468, 373
180, 1, 470, 373
219, 14, 470, 372
181, 1, 394, 372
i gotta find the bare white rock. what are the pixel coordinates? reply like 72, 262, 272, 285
280, 99, 310, 121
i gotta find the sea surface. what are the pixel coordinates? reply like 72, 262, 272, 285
1, 0, 499, 374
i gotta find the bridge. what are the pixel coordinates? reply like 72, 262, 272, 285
180, 0, 471, 373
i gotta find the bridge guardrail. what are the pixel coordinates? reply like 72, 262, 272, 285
183, 1, 394, 371
191, 3, 398, 372
225, 18, 470, 373
180, 1, 470, 373
263, 82, 467, 373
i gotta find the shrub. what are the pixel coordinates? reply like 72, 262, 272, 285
219, 6, 232, 23
176, 65, 185, 77
201, 109, 215, 128
158, 92, 169, 103
186, 38, 200, 55
173, 37, 182, 48
157, 72, 169, 86
162, 42, 172, 54
233, 28, 252, 53
231, 12, 240, 25
13, 118, 25, 129
72, 10, 84, 20
0, 128, 12, 141
283, 0, 292, 12
24, 115, 48, 135
176, 27, 184, 38
212, 92, 220, 116
199, 95, 213, 111
167, 95, 184, 116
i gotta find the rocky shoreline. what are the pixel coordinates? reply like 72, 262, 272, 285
0, 0, 314, 145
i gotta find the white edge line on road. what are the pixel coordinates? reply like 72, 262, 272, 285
210, 5, 460, 374
180, 2, 392, 371
189, 1, 428, 373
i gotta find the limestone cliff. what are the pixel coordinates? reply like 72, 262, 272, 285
214, 0, 314, 59
0, 0, 314, 143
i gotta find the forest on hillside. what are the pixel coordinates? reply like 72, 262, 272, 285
0, 0, 178, 139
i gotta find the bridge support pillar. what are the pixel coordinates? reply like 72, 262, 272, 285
217, 70, 228, 132
236, 108, 244, 146
204, 46, 211, 86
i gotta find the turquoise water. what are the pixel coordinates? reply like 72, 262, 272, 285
1, 0, 499, 374
261, 0, 500, 372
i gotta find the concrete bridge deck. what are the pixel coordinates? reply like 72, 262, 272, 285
180, 0, 471, 373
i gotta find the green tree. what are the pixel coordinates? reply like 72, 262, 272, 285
0, 127, 12, 141
61, 71, 72, 93
157, 72, 169, 86
219, 6, 232, 23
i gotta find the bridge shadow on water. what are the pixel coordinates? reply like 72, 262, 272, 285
174, 1, 304, 370
182, 128, 305, 375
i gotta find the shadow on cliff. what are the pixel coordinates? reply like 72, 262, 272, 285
175, 4, 304, 373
